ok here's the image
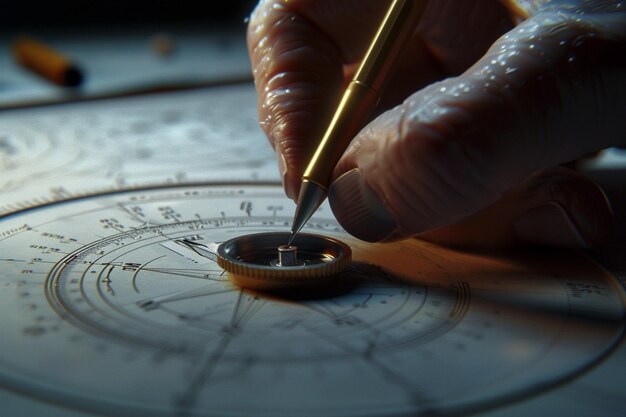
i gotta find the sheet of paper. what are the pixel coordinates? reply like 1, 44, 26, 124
0, 82, 278, 215
0, 82, 624, 417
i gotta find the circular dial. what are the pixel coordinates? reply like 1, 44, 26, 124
217, 232, 352, 290
0, 183, 623, 417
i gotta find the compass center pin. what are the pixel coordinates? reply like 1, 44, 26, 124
277, 245, 298, 266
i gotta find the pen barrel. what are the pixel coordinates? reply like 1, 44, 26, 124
355, 0, 427, 91
302, 81, 379, 188
301, 0, 427, 190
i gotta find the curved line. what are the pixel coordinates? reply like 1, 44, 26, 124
0, 180, 282, 221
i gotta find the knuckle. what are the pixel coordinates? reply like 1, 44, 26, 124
370, 100, 500, 232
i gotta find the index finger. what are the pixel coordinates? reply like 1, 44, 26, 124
247, 0, 390, 198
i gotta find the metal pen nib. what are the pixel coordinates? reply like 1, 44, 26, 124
288, 180, 327, 245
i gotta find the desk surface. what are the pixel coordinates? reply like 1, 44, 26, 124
0, 25, 251, 108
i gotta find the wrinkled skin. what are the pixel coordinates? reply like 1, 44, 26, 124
248, 0, 626, 247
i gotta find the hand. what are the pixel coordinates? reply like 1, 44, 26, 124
247, 0, 626, 247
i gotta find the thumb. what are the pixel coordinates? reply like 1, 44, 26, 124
329, 10, 626, 242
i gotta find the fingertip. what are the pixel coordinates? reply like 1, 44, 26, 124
329, 168, 399, 242
276, 151, 293, 200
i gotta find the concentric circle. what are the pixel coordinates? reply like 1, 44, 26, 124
0, 183, 623, 417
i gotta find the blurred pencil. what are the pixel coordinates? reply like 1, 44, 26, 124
12, 37, 84, 87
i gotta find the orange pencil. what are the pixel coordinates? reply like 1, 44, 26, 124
12, 37, 84, 87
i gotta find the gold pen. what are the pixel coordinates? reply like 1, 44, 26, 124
288, 0, 429, 244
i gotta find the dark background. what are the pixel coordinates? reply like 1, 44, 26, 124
3, 1, 257, 30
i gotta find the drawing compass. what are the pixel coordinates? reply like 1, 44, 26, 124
217, 232, 352, 291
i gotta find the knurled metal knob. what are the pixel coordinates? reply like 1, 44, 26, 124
217, 232, 351, 291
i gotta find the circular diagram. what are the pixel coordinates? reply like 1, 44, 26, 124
0, 183, 623, 417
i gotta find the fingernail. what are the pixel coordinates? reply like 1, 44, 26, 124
328, 168, 397, 242
513, 202, 589, 248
